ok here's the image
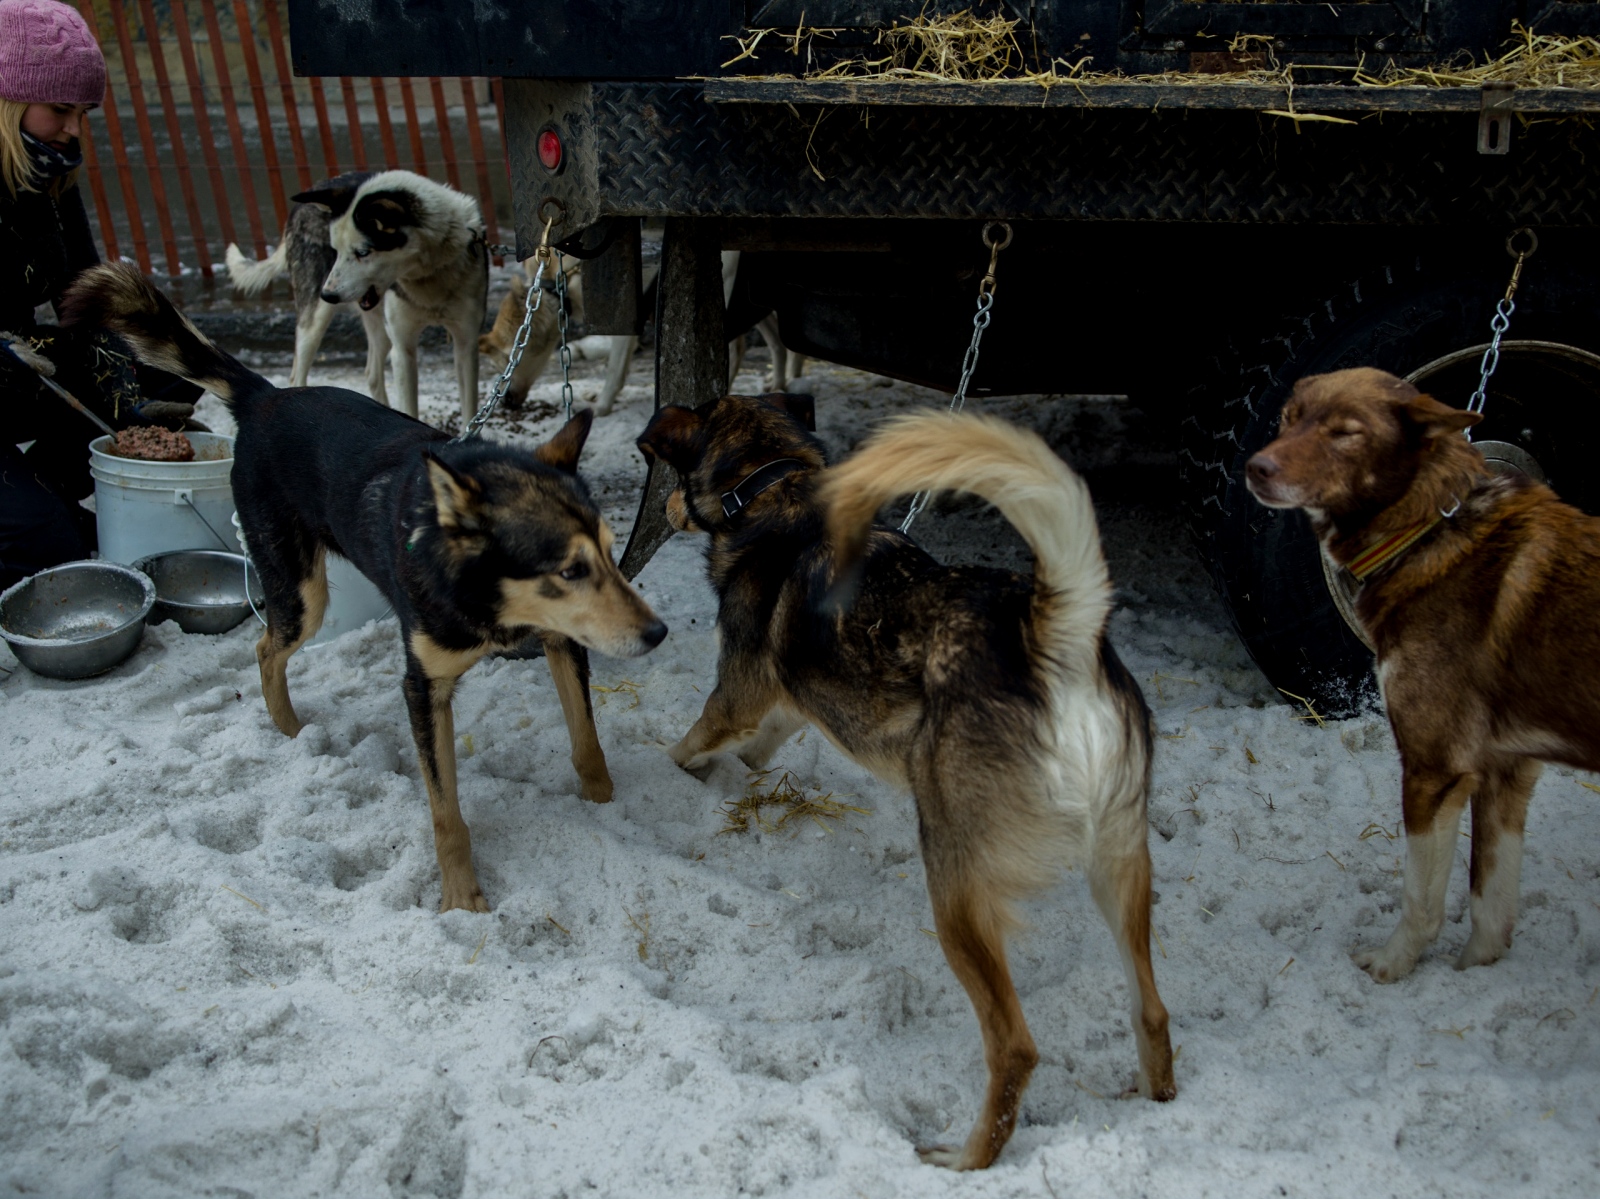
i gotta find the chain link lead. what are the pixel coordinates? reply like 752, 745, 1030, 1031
1465, 227, 1538, 443
556, 251, 575, 420
454, 217, 559, 443
900, 221, 1012, 533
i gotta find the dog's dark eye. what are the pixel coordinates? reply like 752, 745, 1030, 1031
1329, 425, 1364, 439
559, 563, 589, 581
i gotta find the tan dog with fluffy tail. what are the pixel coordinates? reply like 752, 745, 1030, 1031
638, 396, 1174, 1170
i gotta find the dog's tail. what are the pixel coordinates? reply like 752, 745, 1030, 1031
223, 239, 287, 297
821, 410, 1111, 670
59, 263, 272, 411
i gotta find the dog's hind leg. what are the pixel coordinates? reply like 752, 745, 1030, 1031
541, 633, 613, 804
736, 705, 807, 770
1458, 755, 1541, 971
1088, 831, 1176, 1103
1354, 764, 1477, 982
359, 304, 391, 407
916, 842, 1038, 1171
255, 545, 329, 738
291, 300, 338, 388
405, 632, 489, 913
594, 336, 637, 416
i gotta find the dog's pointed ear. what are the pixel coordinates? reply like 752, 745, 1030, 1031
637, 406, 706, 473
291, 171, 374, 218
1402, 392, 1481, 439
757, 391, 815, 431
425, 454, 484, 531
533, 408, 593, 473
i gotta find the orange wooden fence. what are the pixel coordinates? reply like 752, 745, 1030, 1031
74, 0, 514, 279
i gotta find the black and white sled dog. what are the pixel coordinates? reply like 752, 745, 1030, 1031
226, 169, 488, 422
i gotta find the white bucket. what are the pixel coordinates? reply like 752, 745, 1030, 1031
90, 433, 237, 565
231, 512, 393, 649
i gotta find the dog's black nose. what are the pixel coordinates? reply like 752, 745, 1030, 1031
641, 621, 668, 649
1246, 453, 1279, 482
320, 289, 341, 305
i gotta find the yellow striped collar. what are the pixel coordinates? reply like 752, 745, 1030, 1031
1346, 516, 1442, 582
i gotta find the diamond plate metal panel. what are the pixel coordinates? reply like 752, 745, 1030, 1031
557, 84, 1600, 227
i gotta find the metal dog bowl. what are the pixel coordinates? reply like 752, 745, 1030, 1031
0, 560, 156, 679
133, 550, 265, 635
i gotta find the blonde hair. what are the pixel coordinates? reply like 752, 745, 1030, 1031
0, 99, 36, 195
1, 99, 81, 196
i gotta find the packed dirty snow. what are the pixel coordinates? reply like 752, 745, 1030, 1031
2, 342, 1596, 1199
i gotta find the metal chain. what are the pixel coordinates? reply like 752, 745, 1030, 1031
900, 221, 1012, 533
454, 217, 558, 443
1465, 227, 1538, 442
556, 251, 575, 420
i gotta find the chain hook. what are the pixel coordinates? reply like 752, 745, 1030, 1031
900, 221, 1012, 533
1465, 227, 1537, 441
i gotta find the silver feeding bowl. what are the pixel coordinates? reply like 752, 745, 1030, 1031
133, 550, 265, 635
0, 560, 156, 679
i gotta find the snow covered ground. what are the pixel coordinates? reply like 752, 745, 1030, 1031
2, 341, 1597, 1199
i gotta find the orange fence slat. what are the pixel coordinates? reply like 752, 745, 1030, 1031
307, 75, 340, 177
339, 77, 368, 171
169, 0, 238, 256
75, 0, 149, 272
137, 0, 212, 277
201, 0, 268, 255
398, 76, 428, 176
371, 78, 399, 170
232, 0, 288, 227
428, 77, 462, 191
261, 0, 312, 192
107, 0, 181, 275
459, 77, 500, 263
77, 114, 120, 264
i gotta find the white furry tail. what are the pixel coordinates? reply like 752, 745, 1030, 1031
821, 410, 1111, 669
224, 240, 287, 296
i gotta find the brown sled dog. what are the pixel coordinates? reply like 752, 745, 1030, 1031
638, 397, 1175, 1170
1247, 367, 1600, 981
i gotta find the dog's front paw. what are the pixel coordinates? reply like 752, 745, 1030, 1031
1455, 925, 1512, 971
667, 739, 716, 779
439, 877, 490, 914
916, 1145, 970, 1170
579, 772, 614, 805
1352, 938, 1419, 983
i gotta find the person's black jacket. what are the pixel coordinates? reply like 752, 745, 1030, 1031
0, 175, 100, 333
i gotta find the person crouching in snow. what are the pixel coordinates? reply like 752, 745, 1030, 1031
0, 0, 201, 589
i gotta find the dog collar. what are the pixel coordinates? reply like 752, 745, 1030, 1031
1346, 516, 1442, 582
720, 458, 806, 519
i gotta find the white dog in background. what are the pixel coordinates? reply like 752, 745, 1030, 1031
227, 169, 487, 422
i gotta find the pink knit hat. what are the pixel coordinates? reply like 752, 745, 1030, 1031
0, 0, 107, 105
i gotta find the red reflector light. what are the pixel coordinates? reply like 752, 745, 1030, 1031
537, 129, 563, 172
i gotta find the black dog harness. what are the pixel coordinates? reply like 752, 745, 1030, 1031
720, 458, 807, 519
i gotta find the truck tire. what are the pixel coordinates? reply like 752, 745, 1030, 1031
1180, 250, 1600, 718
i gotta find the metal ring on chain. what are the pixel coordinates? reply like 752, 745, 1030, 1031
1506, 227, 1539, 260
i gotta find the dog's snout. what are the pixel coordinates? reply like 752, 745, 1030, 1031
1247, 453, 1280, 483
641, 620, 668, 650
319, 289, 341, 305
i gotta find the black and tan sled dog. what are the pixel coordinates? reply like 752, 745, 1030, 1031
63, 264, 667, 914
638, 395, 1175, 1170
